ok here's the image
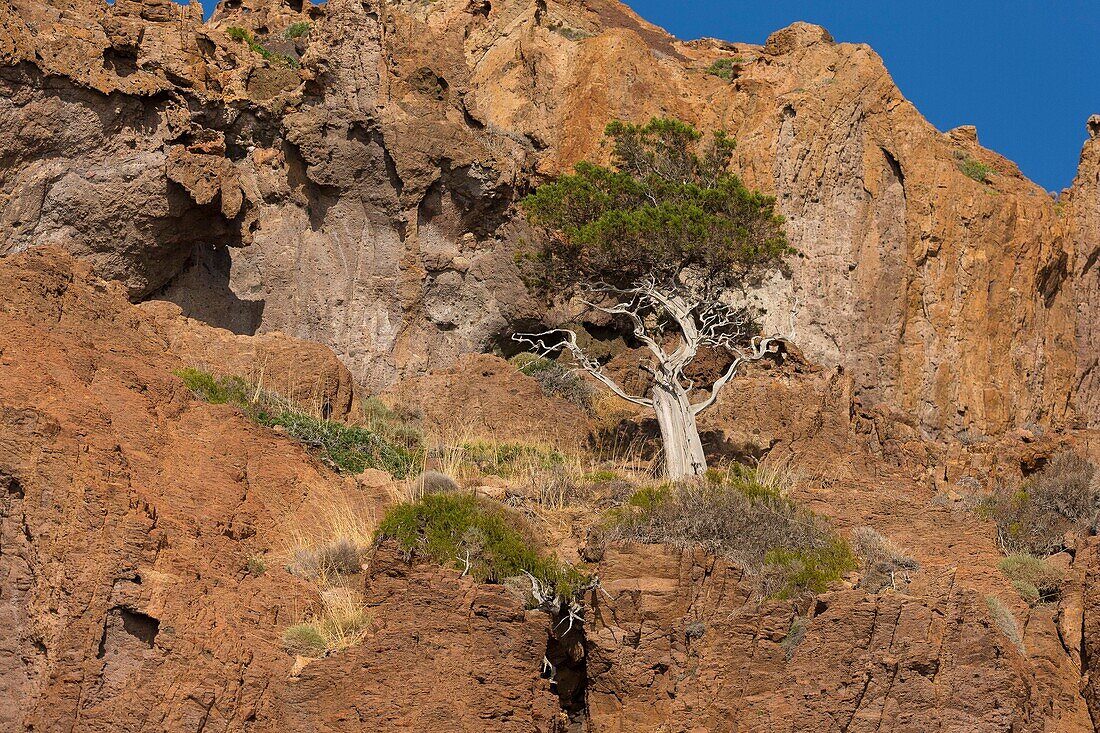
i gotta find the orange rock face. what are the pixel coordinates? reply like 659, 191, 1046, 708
4, 1, 1100, 730
0, 0, 1095, 438
0, 248, 565, 731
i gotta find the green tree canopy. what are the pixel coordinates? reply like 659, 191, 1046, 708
520, 118, 793, 294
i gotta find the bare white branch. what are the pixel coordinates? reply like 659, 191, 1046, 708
690, 333, 786, 415
511, 329, 654, 407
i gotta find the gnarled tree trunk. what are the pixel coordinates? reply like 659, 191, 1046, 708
514, 280, 788, 481
652, 378, 707, 480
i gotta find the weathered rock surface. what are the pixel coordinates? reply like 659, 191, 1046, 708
389, 352, 591, 448
1, 0, 1096, 437
588, 544, 1093, 732
0, 247, 563, 731
139, 299, 360, 420
2, 247, 1100, 731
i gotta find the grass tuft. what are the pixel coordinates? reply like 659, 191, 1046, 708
282, 588, 371, 657
998, 553, 1063, 606
460, 440, 565, 478
985, 595, 1023, 652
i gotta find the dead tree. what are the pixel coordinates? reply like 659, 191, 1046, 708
515, 278, 789, 480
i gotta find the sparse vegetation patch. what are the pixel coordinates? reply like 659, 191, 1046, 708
226, 26, 300, 68
704, 57, 746, 80
982, 451, 1099, 556
174, 368, 421, 477
460, 440, 566, 477
604, 466, 855, 600
956, 154, 993, 183
285, 22, 311, 39
852, 526, 918, 592
282, 588, 370, 657
510, 353, 595, 413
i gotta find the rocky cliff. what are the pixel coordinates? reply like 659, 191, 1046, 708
3, 1, 1100, 730
0, 246, 1096, 732
1, 0, 1096, 438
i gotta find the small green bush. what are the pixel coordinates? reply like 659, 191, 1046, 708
285, 22, 311, 39
225, 26, 299, 68
376, 493, 588, 600
510, 353, 594, 413
704, 58, 746, 80
606, 467, 855, 600
957, 155, 993, 183
174, 367, 252, 405
174, 368, 421, 477
761, 542, 857, 599
999, 553, 1063, 606
257, 409, 420, 476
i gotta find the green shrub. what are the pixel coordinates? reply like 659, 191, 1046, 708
998, 553, 1063, 606
376, 493, 588, 600
174, 368, 421, 477
957, 155, 993, 183
285, 22, 311, 39
225, 26, 300, 68
510, 353, 594, 413
985, 451, 1099, 555
761, 542, 857, 599
257, 409, 420, 476
605, 467, 855, 600
583, 469, 621, 484
704, 58, 747, 80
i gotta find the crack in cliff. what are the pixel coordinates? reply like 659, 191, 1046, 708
543, 607, 589, 732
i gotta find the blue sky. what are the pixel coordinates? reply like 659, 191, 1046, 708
193, 0, 1097, 190
624, 1, 1099, 192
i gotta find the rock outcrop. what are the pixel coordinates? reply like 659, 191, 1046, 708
0, 246, 1097, 731
1, 0, 1097, 438
587, 544, 1093, 732
0, 247, 564, 731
